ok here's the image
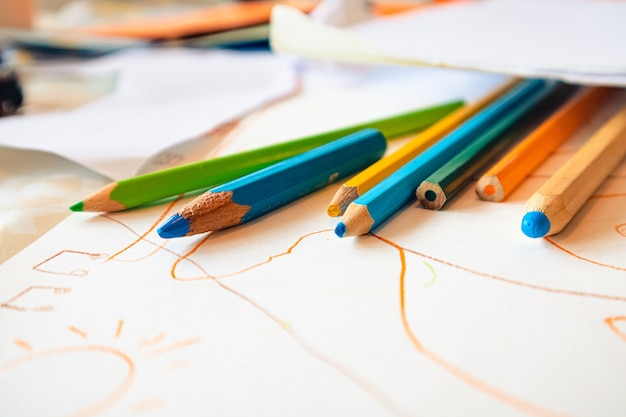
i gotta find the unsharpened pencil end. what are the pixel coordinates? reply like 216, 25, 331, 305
158, 214, 191, 239
521, 211, 550, 238
69, 201, 84, 212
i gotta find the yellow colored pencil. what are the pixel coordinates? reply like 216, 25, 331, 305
476, 86, 616, 202
326, 79, 519, 217
521, 105, 626, 238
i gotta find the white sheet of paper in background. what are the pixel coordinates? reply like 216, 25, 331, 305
271, 0, 626, 86
0, 133, 624, 417
0, 48, 299, 179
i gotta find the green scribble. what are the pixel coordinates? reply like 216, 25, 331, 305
422, 261, 438, 289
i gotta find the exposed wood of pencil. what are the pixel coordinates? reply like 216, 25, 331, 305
477, 87, 615, 202
334, 204, 375, 237
181, 191, 251, 233
77, 183, 126, 212
326, 79, 519, 216
524, 105, 626, 236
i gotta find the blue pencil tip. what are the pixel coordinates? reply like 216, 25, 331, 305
335, 222, 347, 238
158, 214, 190, 238
521, 211, 550, 238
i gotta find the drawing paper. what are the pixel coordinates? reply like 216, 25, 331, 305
1, 73, 625, 416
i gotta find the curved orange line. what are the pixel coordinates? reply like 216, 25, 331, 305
544, 237, 626, 271
542, 193, 626, 270
605, 316, 626, 343
385, 238, 626, 302
375, 234, 573, 417
0, 345, 135, 417
106, 198, 180, 262
169, 229, 332, 281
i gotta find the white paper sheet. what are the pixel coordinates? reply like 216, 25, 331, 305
1, 78, 625, 416
270, 0, 626, 86
0, 48, 299, 179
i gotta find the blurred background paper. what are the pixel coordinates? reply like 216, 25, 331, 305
271, 0, 626, 86
0, 48, 299, 180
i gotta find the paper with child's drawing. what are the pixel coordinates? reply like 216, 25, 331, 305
1, 71, 626, 416
271, 0, 626, 86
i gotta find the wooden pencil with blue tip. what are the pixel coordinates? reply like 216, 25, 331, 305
158, 129, 387, 238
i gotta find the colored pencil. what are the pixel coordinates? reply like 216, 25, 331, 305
326, 79, 519, 217
476, 86, 615, 202
416, 83, 578, 210
521, 105, 626, 239
158, 129, 386, 238
71, 100, 461, 212
335, 79, 554, 238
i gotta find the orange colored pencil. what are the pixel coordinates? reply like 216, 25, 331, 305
79, 0, 318, 40
476, 86, 616, 202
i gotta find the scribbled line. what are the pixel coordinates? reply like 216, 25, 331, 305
68, 326, 88, 339
162, 359, 193, 371
421, 262, 437, 289
605, 316, 626, 344
0, 345, 135, 417
14, 340, 32, 351
142, 337, 202, 359
369, 234, 626, 303
544, 238, 626, 272
0, 286, 71, 312
115, 320, 124, 338
375, 234, 574, 417
212, 278, 414, 417
138, 333, 166, 349
544, 192, 626, 271
106, 197, 180, 262
33, 251, 107, 277
131, 398, 164, 413
170, 229, 332, 281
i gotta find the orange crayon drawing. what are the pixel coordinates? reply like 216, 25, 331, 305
33, 250, 107, 277
1, 321, 202, 417
13, 340, 32, 352
106, 198, 180, 262
0, 345, 134, 417
605, 316, 626, 344
26, 170, 620, 417
68, 326, 88, 339
374, 234, 574, 417
1, 286, 71, 312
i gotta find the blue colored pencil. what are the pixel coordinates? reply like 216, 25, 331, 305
158, 129, 387, 238
335, 79, 555, 237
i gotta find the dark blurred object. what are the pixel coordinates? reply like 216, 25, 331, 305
0, 68, 24, 116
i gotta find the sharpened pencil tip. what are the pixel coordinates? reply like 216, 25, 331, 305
158, 214, 190, 239
69, 201, 84, 212
521, 211, 550, 238
334, 222, 347, 238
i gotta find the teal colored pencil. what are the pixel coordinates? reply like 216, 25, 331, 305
70, 100, 462, 212
416, 83, 578, 210
335, 79, 555, 237
158, 129, 387, 237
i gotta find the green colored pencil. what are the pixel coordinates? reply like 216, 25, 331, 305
70, 100, 463, 212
